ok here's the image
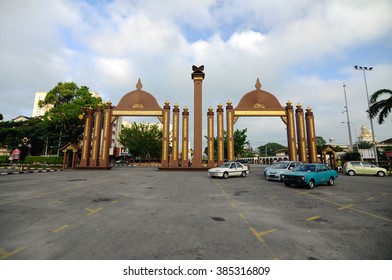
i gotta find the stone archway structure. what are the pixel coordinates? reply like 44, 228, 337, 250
223, 78, 318, 164
78, 66, 318, 170
79, 79, 173, 169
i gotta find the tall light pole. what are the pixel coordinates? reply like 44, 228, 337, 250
354, 65, 379, 165
342, 83, 353, 150
341, 121, 358, 150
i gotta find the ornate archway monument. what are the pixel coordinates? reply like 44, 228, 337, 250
79, 66, 317, 170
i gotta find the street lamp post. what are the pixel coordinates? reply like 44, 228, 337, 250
342, 83, 353, 150
341, 122, 358, 150
354, 65, 379, 165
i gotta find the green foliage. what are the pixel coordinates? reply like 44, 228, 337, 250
118, 122, 163, 159
23, 156, 63, 164
39, 82, 103, 144
357, 141, 373, 149
233, 128, 250, 157
316, 136, 326, 149
368, 89, 392, 125
204, 128, 250, 159
0, 155, 62, 165
0, 156, 9, 164
341, 151, 361, 162
0, 118, 63, 156
257, 142, 287, 156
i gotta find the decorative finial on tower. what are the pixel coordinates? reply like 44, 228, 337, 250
255, 78, 262, 90
191, 65, 205, 79
136, 78, 143, 90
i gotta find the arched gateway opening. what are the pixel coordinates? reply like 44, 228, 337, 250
78, 66, 318, 170
224, 78, 318, 165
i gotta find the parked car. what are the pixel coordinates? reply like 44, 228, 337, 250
265, 161, 301, 181
263, 166, 271, 177
208, 161, 249, 179
281, 163, 338, 189
236, 159, 251, 171
343, 161, 387, 177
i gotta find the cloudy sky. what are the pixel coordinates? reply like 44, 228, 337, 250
1, 0, 391, 150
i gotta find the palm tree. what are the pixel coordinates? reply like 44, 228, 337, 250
368, 89, 392, 124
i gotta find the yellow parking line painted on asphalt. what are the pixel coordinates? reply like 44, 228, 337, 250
239, 213, 247, 220
338, 204, 354, 210
54, 200, 64, 205
269, 196, 278, 200
381, 193, 388, 196
295, 191, 309, 195
302, 193, 392, 223
230, 201, 237, 208
85, 208, 103, 216
0, 184, 85, 205
0, 246, 26, 260
250, 227, 279, 260
306, 216, 321, 221
51, 224, 70, 233
367, 197, 374, 201
122, 193, 131, 198
111, 200, 118, 204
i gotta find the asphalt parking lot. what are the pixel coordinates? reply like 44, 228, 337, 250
0, 165, 391, 260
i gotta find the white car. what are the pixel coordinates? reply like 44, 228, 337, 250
266, 161, 301, 181
208, 162, 249, 179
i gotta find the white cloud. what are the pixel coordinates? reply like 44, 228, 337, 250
1, 0, 391, 148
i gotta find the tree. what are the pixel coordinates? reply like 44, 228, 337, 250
204, 128, 250, 159
118, 122, 162, 161
0, 114, 3, 121
257, 142, 287, 157
316, 136, 326, 149
368, 89, 392, 124
39, 82, 102, 144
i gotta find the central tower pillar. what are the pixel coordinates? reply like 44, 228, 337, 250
191, 65, 205, 168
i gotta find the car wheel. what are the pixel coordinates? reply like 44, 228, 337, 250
284, 182, 291, 187
223, 172, 229, 179
308, 179, 315, 189
241, 171, 247, 177
327, 177, 334, 186
348, 170, 355, 176
377, 171, 385, 177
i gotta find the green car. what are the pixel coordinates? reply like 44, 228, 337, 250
281, 163, 338, 189
343, 161, 387, 177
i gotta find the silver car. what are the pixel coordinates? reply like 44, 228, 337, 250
266, 161, 301, 181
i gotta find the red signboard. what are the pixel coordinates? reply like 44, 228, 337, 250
385, 151, 392, 157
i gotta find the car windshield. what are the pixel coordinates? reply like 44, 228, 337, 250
220, 163, 231, 168
271, 162, 290, 169
294, 164, 316, 172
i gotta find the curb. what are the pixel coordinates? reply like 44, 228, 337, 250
0, 169, 62, 176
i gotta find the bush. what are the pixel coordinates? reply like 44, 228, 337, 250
0, 156, 10, 164
21, 156, 63, 165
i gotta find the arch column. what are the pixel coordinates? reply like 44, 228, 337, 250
217, 104, 224, 166
161, 101, 170, 168
285, 101, 297, 161
100, 102, 113, 168
296, 103, 308, 163
181, 107, 190, 168
305, 107, 317, 163
80, 107, 93, 167
226, 101, 234, 161
207, 107, 215, 168
171, 103, 180, 167
90, 104, 102, 167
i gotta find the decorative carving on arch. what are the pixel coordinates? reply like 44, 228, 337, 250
112, 78, 163, 117
234, 78, 286, 118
